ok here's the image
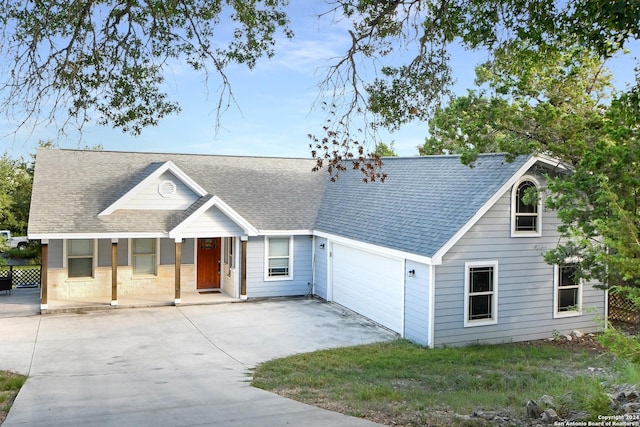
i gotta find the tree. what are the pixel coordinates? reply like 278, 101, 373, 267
420, 42, 640, 299
420, 43, 613, 161
0, 153, 33, 235
547, 88, 640, 305
309, 0, 640, 178
0, 141, 85, 238
373, 142, 398, 157
1, 0, 639, 178
0, 0, 292, 135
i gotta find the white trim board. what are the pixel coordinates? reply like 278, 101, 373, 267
313, 230, 432, 265
169, 195, 258, 238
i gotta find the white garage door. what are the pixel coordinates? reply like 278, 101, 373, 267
331, 243, 404, 333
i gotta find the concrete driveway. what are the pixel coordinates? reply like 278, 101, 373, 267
0, 298, 397, 426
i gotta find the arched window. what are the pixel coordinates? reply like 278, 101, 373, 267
511, 177, 541, 236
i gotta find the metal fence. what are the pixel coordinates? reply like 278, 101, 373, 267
0, 265, 41, 288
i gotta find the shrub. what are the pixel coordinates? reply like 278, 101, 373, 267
597, 324, 640, 363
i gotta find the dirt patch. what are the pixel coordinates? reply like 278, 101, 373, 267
527, 332, 607, 354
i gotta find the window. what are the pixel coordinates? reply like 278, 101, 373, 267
132, 238, 157, 275
555, 264, 582, 317
266, 237, 292, 279
511, 177, 541, 236
68, 239, 94, 278
464, 261, 498, 327
225, 237, 235, 270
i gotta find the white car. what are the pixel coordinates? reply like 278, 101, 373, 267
0, 230, 30, 250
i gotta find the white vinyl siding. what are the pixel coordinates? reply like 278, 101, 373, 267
177, 206, 244, 237
120, 171, 199, 210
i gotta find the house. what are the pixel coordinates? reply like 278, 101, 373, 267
28, 148, 606, 347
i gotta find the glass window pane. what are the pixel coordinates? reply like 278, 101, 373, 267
68, 239, 93, 256
133, 239, 155, 255
560, 265, 577, 287
269, 258, 288, 269
517, 182, 537, 213
516, 216, 537, 231
470, 295, 492, 320
229, 239, 235, 268
269, 258, 289, 276
134, 255, 156, 275
558, 288, 578, 311
269, 238, 289, 257
69, 258, 92, 277
470, 267, 493, 293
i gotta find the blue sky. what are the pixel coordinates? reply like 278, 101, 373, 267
1, 3, 638, 160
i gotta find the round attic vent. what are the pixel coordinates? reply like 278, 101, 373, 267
158, 180, 177, 198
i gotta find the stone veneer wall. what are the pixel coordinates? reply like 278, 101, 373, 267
46, 265, 196, 300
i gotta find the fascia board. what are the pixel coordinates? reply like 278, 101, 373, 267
534, 153, 570, 171
259, 229, 314, 236
313, 230, 433, 265
99, 161, 207, 216
431, 155, 541, 264
28, 232, 167, 240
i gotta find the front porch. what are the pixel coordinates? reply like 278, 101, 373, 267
38, 237, 249, 312
41, 288, 241, 314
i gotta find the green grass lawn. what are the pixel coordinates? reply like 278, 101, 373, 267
0, 371, 26, 424
1, 331, 638, 426
252, 338, 640, 426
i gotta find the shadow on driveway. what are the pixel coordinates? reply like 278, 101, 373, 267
1, 298, 397, 426
0, 287, 40, 318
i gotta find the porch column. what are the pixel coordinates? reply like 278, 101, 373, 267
40, 239, 48, 311
240, 236, 248, 300
175, 238, 182, 305
111, 238, 118, 306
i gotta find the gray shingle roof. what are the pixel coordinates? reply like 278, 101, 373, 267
29, 149, 529, 258
28, 149, 327, 235
314, 154, 529, 258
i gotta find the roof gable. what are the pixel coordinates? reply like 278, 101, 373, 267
314, 154, 540, 259
169, 195, 259, 238
430, 155, 563, 263
28, 149, 562, 252
28, 149, 324, 238
99, 161, 207, 216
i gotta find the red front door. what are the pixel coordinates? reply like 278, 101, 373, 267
197, 238, 221, 289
